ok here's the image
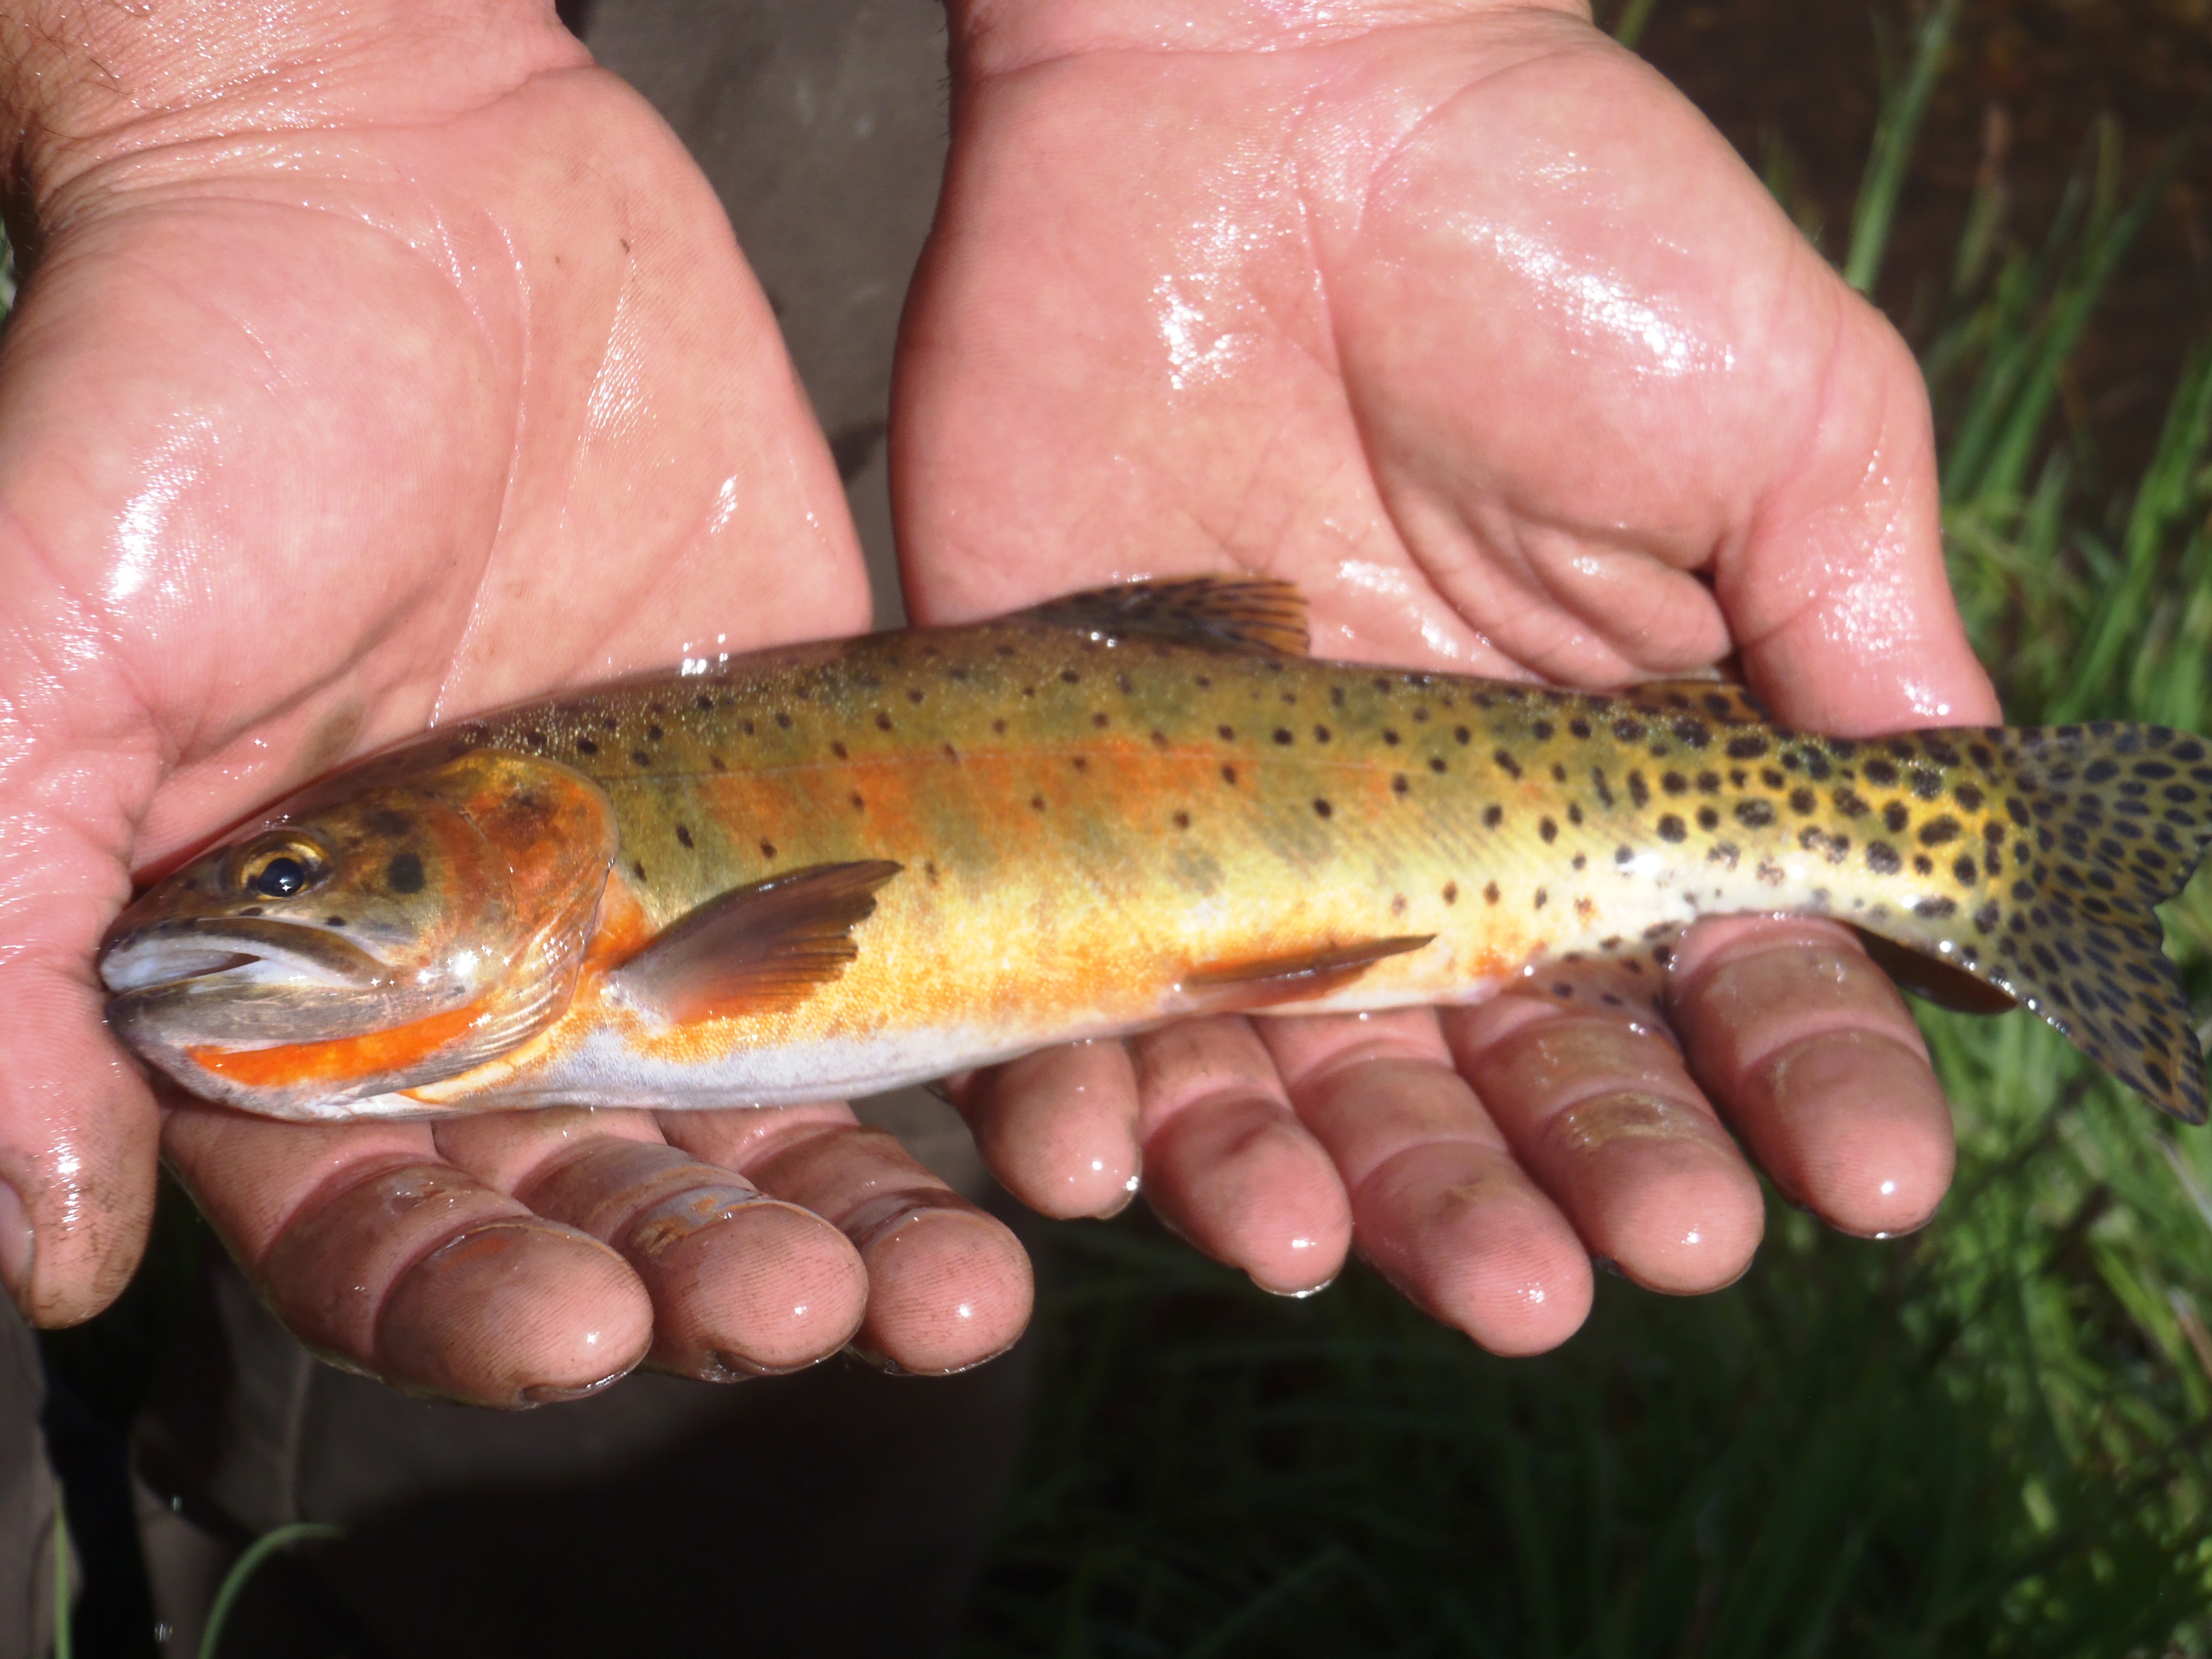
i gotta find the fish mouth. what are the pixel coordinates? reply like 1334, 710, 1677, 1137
99, 919, 391, 997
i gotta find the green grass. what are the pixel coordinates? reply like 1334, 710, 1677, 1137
956, 18, 2212, 1659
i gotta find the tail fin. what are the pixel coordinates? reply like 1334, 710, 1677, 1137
1887, 723, 2212, 1122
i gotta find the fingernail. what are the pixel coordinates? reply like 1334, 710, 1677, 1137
1093, 1170, 1142, 1219
0, 1181, 34, 1313
1256, 1272, 1337, 1300
518, 1369, 630, 1406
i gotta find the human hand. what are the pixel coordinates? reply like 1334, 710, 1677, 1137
0, 0, 1028, 1396
893, 0, 1999, 1351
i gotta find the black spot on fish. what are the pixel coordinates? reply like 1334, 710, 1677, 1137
760, 840, 778, 860
1443, 883, 1459, 904
1383, 729, 1401, 746
1061, 670, 1081, 685
1883, 801, 1910, 834
1494, 749, 1522, 778
1222, 763, 1239, 786
1864, 758, 1897, 787
1789, 788, 1817, 815
1726, 734, 1768, 760
1534, 888, 1549, 909
646, 723, 663, 742
875, 712, 893, 731
1483, 805, 1504, 828
1629, 772, 1650, 808
1314, 799, 1333, 819
1540, 817, 1558, 842
1662, 772, 1687, 795
908, 688, 925, 705
852, 793, 867, 812
325, 916, 346, 928
1455, 725, 1471, 744
1173, 811, 1191, 831
1866, 842, 1901, 873
1614, 719, 1646, 742
675, 825, 694, 849
1658, 815, 1687, 842
776, 713, 792, 729
1570, 719, 1592, 739
577, 738, 599, 756
369, 808, 412, 836
1697, 806, 1720, 831
386, 853, 425, 894
1392, 774, 1410, 796
832, 741, 850, 760
1430, 757, 1448, 774
1735, 800, 1774, 828
1274, 728, 1294, 745
630, 750, 650, 767
1919, 816, 1961, 845
632, 861, 647, 882
1315, 725, 1332, 743
710, 755, 727, 772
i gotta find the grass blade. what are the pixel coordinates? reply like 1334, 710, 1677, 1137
1844, 0, 1957, 295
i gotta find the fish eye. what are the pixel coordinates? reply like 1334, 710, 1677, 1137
235, 841, 327, 901
253, 857, 309, 898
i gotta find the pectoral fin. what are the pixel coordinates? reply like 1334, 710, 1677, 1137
612, 860, 903, 1024
1182, 935, 1435, 1014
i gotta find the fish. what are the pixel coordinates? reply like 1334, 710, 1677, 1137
98, 577, 2212, 1125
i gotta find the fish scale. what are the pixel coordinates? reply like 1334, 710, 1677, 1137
98, 579, 2212, 1124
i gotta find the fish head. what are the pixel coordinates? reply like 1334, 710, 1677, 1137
101, 749, 620, 1117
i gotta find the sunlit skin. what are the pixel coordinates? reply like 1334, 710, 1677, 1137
1, 0, 1989, 1397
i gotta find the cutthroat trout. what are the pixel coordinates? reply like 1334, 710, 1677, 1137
100, 578, 2212, 1124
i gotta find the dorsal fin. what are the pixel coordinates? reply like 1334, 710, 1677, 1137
611, 861, 902, 1024
1616, 677, 1768, 726
1020, 577, 1310, 656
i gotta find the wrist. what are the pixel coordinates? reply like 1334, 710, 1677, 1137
946, 0, 1588, 74
1, 0, 584, 201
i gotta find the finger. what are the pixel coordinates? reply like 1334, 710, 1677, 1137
1128, 1016, 1351, 1296
1726, 291, 2002, 734
1669, 918, 1956, 1237
954, 1040, 1143, 1219
1259, 1011, 1591, 1355
164, 1104, 651, 1407
664, 1109, 1032, 1375
1439, 983, 1765, 1295
0, 884, 161, 1325
435, 1109, 868, 1380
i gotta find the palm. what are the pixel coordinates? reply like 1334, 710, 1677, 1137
0, 63, 1028, 1389
897, 10, 1999, 1349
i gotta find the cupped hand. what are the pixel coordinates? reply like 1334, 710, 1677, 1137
0, 1, 1028, 1393
894, 0, 1999, 1351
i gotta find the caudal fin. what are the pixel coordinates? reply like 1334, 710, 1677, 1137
1898, 723, 2212, 1122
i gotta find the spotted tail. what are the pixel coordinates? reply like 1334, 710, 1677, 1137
1911, 723, 2212, 1123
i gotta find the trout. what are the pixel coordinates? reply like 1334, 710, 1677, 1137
99, 578, 2212, 1124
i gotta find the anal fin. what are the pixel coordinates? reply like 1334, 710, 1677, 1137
1021, 576, 1310, 657
1853, 928, 2021, 1016
612, 861, 902, 1024
1182, 935, 1435, 1015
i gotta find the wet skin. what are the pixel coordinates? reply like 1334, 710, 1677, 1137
0, 0, 1980, 1395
